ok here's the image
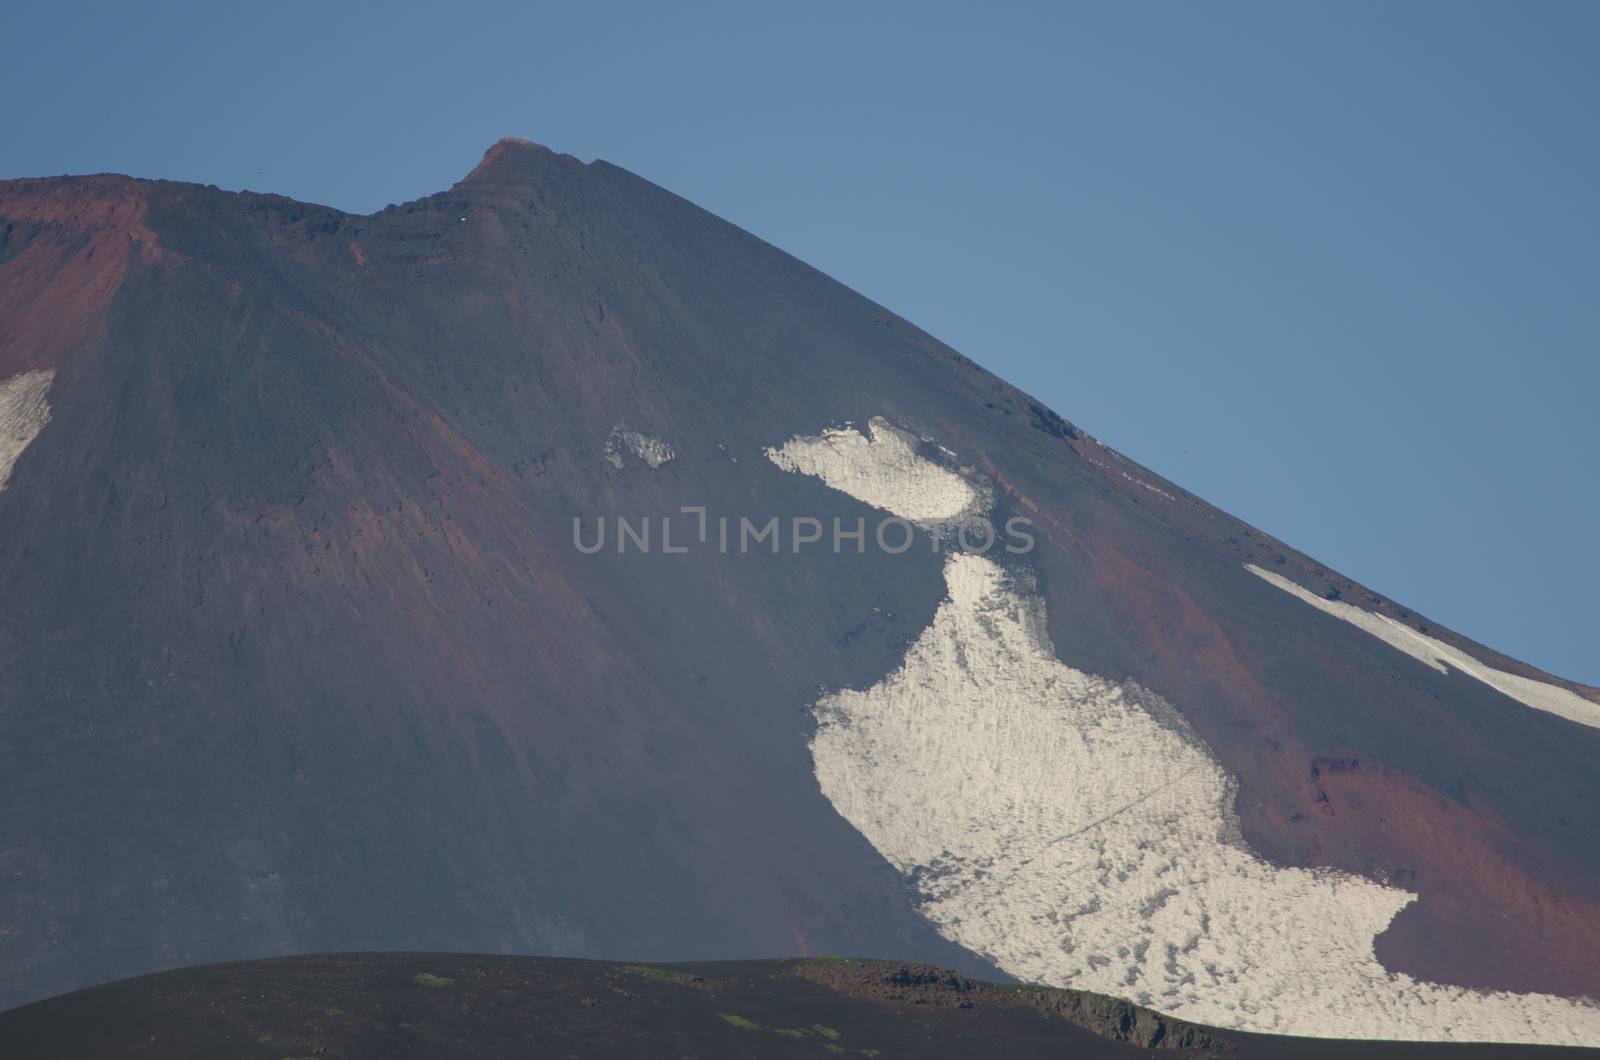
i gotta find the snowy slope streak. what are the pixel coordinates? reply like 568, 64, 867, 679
1247, 565, 1600, 732
769, 420, 1600, 1045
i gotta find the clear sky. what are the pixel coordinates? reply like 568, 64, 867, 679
6, 1, 1595, 683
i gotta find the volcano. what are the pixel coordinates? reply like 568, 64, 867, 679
1, 139, 1597, 1044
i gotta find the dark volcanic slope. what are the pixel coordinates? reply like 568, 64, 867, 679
2, 953, 1591, 1060
2, 140, 1599, 1026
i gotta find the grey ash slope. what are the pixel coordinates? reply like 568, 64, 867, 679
0, 141, 999, 1005
0, 139, 1597, 1030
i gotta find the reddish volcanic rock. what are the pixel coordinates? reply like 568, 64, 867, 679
0, 176, 161, 376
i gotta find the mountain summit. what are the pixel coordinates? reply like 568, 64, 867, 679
2, 143, 1597, 1043
461, 136, 578, 183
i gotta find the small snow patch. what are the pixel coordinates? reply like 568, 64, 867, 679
605, 424, 675, 469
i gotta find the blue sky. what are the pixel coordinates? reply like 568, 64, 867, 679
6, 1, 1595, 683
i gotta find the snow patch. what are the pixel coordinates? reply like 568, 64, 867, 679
0, 369, 55, 494
765, 416, 980, 526
604, 424, 675, 469
768, 419, 1600, 1044
1082, 454, 1177, 502
1247, 565, 1600, 733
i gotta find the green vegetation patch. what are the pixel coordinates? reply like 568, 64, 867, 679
774, 1027, 810, 1038
412, 972, 455, 987
717, 1013, 763, 1031
812, 1024, 843, 1039
623, 964, 699, 985
324, 1007, 346, 1017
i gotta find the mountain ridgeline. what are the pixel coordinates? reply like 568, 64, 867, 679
1, 139, 1598, 1044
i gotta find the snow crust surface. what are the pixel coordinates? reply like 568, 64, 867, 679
769, 422, 1600, 1044
766, 417, 978, 525
0, 369, 54, 494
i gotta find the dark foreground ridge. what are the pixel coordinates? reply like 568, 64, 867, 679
1, 953, 1592, 1060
